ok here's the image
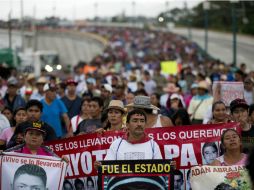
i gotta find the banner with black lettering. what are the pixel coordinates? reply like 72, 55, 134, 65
46, 122, 240, 190
98, 159, 174, 190
190, 165, 251, 190
0, 152, 67, 190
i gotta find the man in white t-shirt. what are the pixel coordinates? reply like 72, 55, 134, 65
104, 109, 162, 160
95, 109, 165, 190
94, 109, 162, 168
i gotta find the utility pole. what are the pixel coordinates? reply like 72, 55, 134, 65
20, 0, 24, 52
203, 0, 210, 55
132, 1, 136, 26
94, 2, 98, 21
184, 1, 192, 40
8, 12, 12, 50
231, 0, 238, 67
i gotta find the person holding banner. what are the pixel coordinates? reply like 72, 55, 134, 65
97, 100, 126, 133
94, 109, 163, 169
103, 109, 162, 160
230, 98, 250, 131
95, 109, 171, 190
229, 98, 254, 153
207, 101, 232, 124
7, 100, 57, 149
211, 129, 248, 166
5, 121, 58, 157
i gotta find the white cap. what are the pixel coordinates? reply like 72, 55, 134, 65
170, 93, 180, 100
43, 83, 57, 92
103, 84, 113, 93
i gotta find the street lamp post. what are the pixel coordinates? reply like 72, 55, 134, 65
203, 1, 210, 55
231, 0, 238, 67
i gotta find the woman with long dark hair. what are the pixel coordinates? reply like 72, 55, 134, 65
211, 129, 247, 166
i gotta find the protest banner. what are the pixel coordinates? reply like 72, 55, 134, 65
98, 160, 174, 190
0, 152, 67, 190
46, 122, 240, 190
190, 165, 251, 190
212, 81, 244, 106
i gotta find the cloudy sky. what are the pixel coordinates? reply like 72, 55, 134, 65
0, 0, 203, 20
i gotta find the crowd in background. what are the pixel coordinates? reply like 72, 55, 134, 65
0, 26, 254, 189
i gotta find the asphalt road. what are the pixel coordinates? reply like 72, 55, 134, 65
170, 27, 254, 70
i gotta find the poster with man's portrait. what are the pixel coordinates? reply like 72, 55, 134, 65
0, 152, 67, 190
98, 159, 174, 190
201, 142, 219, 165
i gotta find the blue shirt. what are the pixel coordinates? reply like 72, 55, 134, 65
41, 98, 67, 137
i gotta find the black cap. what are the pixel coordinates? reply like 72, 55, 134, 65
16, 121, 46, 135
230, 98, 249, 112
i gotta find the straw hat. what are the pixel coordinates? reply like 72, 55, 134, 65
198, 81, 209, 90
106, 100, 125, 112
36, 77, 47, 84
126, 96, 160, 111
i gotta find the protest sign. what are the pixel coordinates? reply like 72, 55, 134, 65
190, 165, 251, 190
46, 122, 240, 190
212, 81, 244, 106
98, 159, 174, 190
0, 152, 67, 190
160, 61, 179, 75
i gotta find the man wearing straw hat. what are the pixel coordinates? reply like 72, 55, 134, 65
126, 96, 173, 128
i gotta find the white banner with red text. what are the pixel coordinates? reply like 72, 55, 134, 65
190, 165, 251, 190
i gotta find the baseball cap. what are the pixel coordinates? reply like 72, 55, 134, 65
86, 78, 96, 85
230, 98, 249, 112
102, 84, 113, 93
66, 79, 78, 86
170, 93, 180, 100
43, 83, 57, 92
7, 77, 18, 86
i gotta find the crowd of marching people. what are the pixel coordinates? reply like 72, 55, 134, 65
0, 26, 254, 189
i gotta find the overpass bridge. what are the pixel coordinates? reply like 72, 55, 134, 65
0, 29, 107, 68
1, 24, 254, 71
